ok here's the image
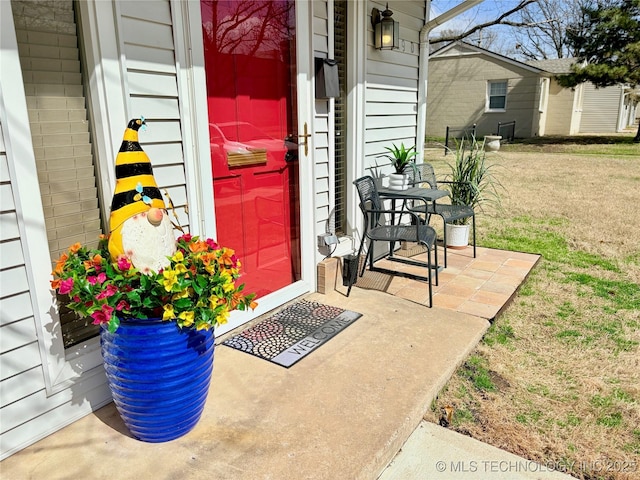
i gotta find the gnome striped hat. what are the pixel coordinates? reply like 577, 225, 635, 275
108, 118, 167, 260
109, 118, 166, 233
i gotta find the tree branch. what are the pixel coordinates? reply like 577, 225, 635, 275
429, 0, 538, 44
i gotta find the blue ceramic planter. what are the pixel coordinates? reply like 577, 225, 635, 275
100, 317, 215, 442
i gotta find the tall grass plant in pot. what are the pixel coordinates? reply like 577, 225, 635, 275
444, 136, 501, 246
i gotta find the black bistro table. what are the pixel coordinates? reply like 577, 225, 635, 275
377, 185, 449, 203
376, 185, 449, 269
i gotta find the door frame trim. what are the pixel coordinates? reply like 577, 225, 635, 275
180, 0, 314, 333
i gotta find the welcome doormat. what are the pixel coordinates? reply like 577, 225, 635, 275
222, 300, 362, 368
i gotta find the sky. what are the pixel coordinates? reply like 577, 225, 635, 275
428, 0, 555, 59
429, 0, 526, 34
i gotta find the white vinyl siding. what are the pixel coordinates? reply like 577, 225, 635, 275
1, 0, 112, 461
364, 1, 424, 177
1, 0, 187, 460
117, 1, 189, 231
313, 0, 332, 254
487, 80, 507, 111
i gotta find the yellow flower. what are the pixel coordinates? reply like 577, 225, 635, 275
178, 310, 194, 327
216, 307, 229, 325
209, 294, 224, 310
196, 322, 210, 331
220, 271, 235, 293
162, 304, 175, 320
174, 263, 188, 275
163, 269, 177, 291
171, 251, 184, 263
171, 288, 190, 301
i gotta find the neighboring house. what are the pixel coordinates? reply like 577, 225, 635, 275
528, 58, 639, 135
1, 0, 481, 459
426, 41, 639, 139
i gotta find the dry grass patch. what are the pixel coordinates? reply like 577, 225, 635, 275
425, 149, 640, 480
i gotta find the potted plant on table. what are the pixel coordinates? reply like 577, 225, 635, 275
51, 118, 257, 443
444, 135, 501, 247
382, 142, 418, 190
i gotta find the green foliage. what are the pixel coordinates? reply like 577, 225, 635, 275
382, 142, 418, 174
484, 216, 620, 272
483, 321, 516, 346
564, 273, 640, 310
459, 354, 497, 392
51, 234, 257, 333
596, 412, 623, 428
558, 0, 640, 88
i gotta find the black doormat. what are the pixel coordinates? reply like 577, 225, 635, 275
222, 300, 362, 368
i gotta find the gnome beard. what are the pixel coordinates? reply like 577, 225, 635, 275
120, 207, 176, 274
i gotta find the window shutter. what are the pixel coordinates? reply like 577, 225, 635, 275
333, 0, 347, 234
12, 0, 104, 347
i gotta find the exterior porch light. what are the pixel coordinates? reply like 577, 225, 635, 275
371, 3, 399, 50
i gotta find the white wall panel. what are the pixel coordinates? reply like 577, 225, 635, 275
127, 71, 178, 97
0, 318, 37, 353
0, 292, 33, 326
0, 266, 29, 298
119, 1, 172, 24
0, 366, 44, 407
0, 240, 24, 269
124, 44, 176, 73
121, 17, 174, 50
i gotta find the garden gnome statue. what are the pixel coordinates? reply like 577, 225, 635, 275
108, 118, 176, 273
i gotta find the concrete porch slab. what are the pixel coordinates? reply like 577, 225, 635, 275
1, 289, 490, 480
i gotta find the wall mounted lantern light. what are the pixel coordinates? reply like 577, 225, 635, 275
371, 3, 399, 50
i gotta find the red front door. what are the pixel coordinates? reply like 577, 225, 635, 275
201, 0, 301, 299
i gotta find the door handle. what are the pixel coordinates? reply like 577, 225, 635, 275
299, 122, 311, 156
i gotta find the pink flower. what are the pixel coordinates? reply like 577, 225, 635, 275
59, 278, 74, 295
115, 300, 129, 311
91, 310, 108, 325
91, 304, 114, 325
87, 272, 107, 285
117, 257, 132, 271
179, 233, 192, 243
206, 238, 219, 250
96, 284, 118, 300
102, 304, 114, 317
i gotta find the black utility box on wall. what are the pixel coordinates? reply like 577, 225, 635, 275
315, 57, 339, 98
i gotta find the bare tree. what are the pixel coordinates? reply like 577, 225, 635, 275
511, 0, 591, 60
429, 0, 537, 45
430, 27, 507, 53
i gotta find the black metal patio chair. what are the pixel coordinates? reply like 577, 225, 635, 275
347, 175, 438, 307
406, 163, 476, 268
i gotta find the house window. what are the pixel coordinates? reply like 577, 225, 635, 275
487, 80, 507, 111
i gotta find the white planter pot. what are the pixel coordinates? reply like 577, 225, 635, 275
484, 135, 502, 152
388, 173, 409, 191
446, 223, 470, 249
